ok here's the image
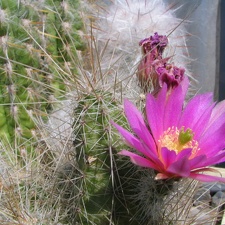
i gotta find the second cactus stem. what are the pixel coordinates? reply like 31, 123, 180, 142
73, 91, 124, 224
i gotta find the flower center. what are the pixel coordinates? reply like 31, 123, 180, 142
158, 126, 199, 155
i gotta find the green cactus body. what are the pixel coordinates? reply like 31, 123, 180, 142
73, 91, 126, 225
72, 90, 179, 225
0, 0, 85, 152
73, 90, 161, 225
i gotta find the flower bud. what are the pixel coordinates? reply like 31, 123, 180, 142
156, 63, 185, 89
137, 33, 168, 93
137, 32, 185, 94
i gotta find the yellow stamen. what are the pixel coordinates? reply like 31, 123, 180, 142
158, 126, 199, 155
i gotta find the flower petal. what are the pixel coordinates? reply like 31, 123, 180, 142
167, 156, 190, 177
146, 84, 166, 140
188, 155, 208, 169
207, 99, 225, 128
198, 121, 225, 157
191, 103, 215, 140
112, 121, 157, 159
189, 173, 225, 183
155, 173, 170, 180
160, 147, 176, 168
162, 148, 192, 172
124, 99, 156, 152
198, 152, 225, 167
180, 75, 189, 95
163, 84, 184, 130
118, 150, 159, 170
179, 93, 213, 134
176, 148, 192, 160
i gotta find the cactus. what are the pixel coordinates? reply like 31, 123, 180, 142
70, 89, 148, 224
71, 89, 198, 225
0, 0, 85, 153
0, 1, 221, 225
0, 0, 87, 223
68, 1, 192, 223
72, 90, 124, 224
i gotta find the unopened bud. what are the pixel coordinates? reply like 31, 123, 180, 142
137, 33, 168, 93
156, 63, 185, 89
137, 32, 185, 94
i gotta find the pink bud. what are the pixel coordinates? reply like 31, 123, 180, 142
156, 63, 185, 89
137, 33, 185, 94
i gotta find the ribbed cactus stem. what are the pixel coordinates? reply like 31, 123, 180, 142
73, 90, 135, 224
73, 92, 117, 224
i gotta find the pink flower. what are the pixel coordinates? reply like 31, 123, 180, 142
113, 77, 225, 182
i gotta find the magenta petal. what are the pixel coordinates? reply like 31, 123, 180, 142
112, 121, 164, 169
146, 94, 162, 141
179, 93, 213, 133
161, 148, 192, 171
180, 75, 189, 95
211, 154, 225, 165
198, 122, 225, 157
199, 152, 225, 167
146, 85, 166, 140
189, 173, 225, 183
167, 156, 190, 177
207, 99, 225, 128
118, 150, 159, 170
112, 121, 157, 158
161, 147, 176, 168
141, 142, 165, 168
188, 155, 208, 169
201, 111, 225, 139
191, 103, 215, 140
163, 76, 188, 130
176, 148, 192, 160
163, 85, 184, 130
124, 99, 156, 152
